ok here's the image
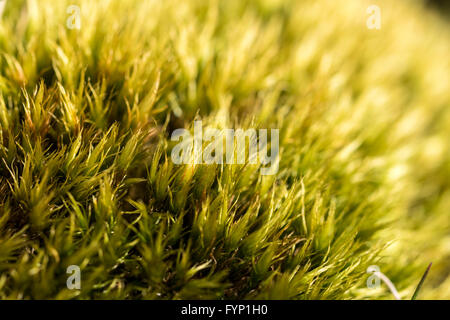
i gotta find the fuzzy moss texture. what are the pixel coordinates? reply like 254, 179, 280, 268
0, 0, 448, 300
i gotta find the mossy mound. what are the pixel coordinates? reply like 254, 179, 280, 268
0, 0, 448, 299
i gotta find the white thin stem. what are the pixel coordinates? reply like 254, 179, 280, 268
374, 271, 401, 300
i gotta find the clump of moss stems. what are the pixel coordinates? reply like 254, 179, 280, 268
0, 0, 449, 299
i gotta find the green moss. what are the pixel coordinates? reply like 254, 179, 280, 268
0, 0, 448, 299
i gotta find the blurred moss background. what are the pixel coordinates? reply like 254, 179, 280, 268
0, 0, 448, 299
427, 0, 450, 15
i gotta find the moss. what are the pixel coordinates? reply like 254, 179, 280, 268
0, 0, 448, 299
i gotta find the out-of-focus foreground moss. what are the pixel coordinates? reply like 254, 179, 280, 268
0, 0, 448, 299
